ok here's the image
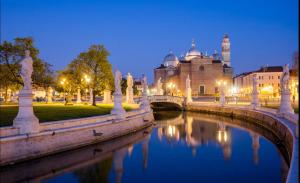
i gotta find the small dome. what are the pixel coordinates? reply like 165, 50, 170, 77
186, 40, 201, 57
163, 50, 179, 67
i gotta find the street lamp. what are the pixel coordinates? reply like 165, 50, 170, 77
60, 78, 66, 105
167, 82, 176, 96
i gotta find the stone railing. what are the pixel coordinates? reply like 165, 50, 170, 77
186, 102, 298, 183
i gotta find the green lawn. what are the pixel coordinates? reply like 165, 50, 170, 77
0, 103, 138, 127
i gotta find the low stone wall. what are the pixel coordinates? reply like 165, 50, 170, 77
186, 103, 298, 183
0, 109, 154, 166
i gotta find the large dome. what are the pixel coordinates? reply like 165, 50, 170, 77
163, 51, 179, 67
185, 40, 202, 60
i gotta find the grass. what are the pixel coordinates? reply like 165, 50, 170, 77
0, 103, 138, 127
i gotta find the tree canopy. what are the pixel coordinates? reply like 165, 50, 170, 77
0, 37, 54, 102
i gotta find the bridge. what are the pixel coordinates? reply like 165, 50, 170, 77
147, 95, 185, 109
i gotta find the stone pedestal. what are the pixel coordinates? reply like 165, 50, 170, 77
76, 88, 81, 103
251, 91, 260, 109
186, 88, 192, 103
126, 87, 134, 104
13, 89, 39, 134
220, 91, 225, 107
140, 94, 151, 112
277, 90, 294, 116
47, 88, 53, 103
103, 90, 112, 103
111, 93, 126, 119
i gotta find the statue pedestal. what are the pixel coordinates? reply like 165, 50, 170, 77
220, 93, 226, 107
13, 89, 39, 134
103, 90, 112, 103
111, 93, 126, 119
251, 91, 260, 109
277, 90, 294, 116
140, 95, 151, 112
126, 87, 134, 104
76, 88, 81, 104
186, 88, 192, 103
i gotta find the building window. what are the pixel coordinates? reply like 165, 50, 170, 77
272, 76, 274, 79
278, 76, 280, 79
262, 84, 264, 87
269, 76, 271, 80
199, 85, 205, 95
199, 65, 204, 71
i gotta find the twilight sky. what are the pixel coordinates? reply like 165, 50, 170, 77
1, 0, 298, 83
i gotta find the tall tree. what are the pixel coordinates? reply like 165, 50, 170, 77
0, 37, 54, 101
74, 45, 114, 106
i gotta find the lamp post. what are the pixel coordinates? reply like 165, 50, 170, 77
60, 78, 66, 105
84, 75, 91, 103
167, 82, 176, 96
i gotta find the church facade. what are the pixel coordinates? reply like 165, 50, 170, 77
154, 34, 233, 96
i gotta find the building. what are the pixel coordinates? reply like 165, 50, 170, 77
233, 65, 300, 101
153, 34, 233, 96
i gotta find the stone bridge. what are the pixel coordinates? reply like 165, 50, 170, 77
147, 95, 185, 109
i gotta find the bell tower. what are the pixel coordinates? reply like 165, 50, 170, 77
221, 34, 231, 66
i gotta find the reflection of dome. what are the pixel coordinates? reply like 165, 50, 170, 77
163, 51, 179, 67
185, 40, 201, 59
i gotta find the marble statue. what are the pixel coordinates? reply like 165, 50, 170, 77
114, 70, 122, 94
140, 74, 151, 112
277, 64, 294, 115
127, 73, 133, 88
126, 73, 134, 104
156, 77, 163, 95
251, 74, 260, 109
186, 75, 191, 89
111, 70, 126, 119
20, 50, 33, 90
13, 50, 39, 134
185, 75, 192, 103
280, 64, 290, 92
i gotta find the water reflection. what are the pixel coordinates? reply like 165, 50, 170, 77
0, 112, 289, 183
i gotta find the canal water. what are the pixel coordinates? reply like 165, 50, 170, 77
0, 111, 289, 183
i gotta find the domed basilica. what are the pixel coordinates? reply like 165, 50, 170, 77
154, 34, 233, 96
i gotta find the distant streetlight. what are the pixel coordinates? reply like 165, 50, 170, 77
60, 78, 67, 105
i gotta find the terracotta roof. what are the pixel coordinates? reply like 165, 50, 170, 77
255, 66, 283, 73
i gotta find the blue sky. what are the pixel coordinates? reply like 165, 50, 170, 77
1, 0, 298, 83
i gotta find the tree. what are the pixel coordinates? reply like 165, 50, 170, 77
0, 37, 54, 101
73, 45, 114, 106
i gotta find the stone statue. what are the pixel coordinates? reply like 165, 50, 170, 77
252, 74, 258, 92
142, 75, 148, 90
186, 75, 191, 89
127, 73, 133, 88
111, 70, 126, 119
14, 50, 39, 134
126, 73, 134, 104
251, 74, 259, 109
157, 77, 163, 95
114, 70, 122, 94
280, 64, 290, 92
20, 50, 33, 90
277, 64, 294, 115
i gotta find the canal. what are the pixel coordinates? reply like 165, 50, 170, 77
0, 111, 289, 183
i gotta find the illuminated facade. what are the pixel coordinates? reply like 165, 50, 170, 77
153, 34, 233, 96
234, 66, 283, 98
